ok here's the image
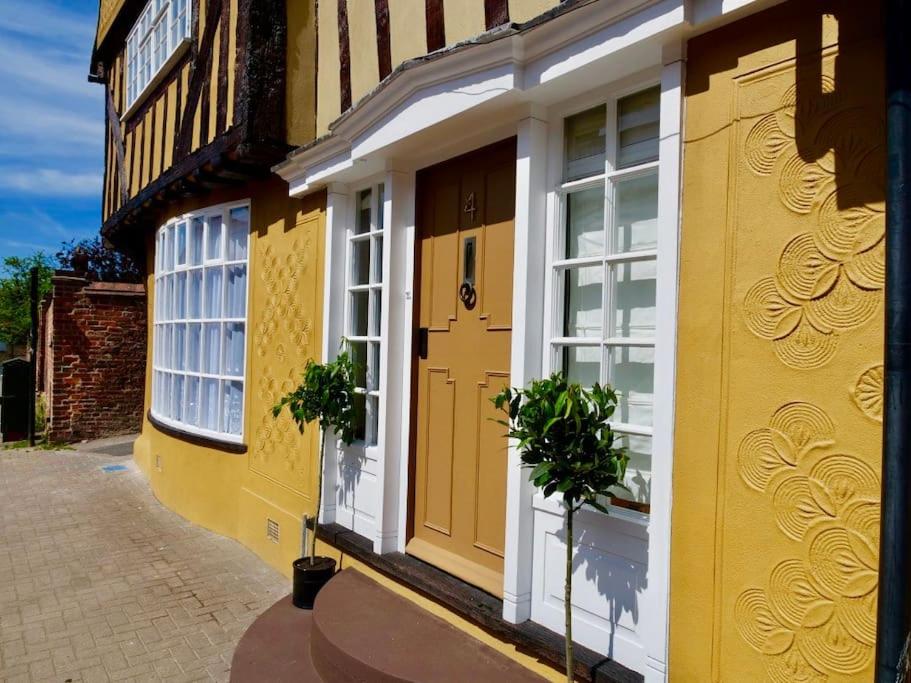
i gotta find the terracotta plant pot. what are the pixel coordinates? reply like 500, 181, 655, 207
292, 556, 337, 609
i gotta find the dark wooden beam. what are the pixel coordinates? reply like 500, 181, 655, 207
338, 0, 352, 111
105, 83, 130, 207
425, 0, 445, 52
484, 0, 510, 30
174, 0, 224, 160
375, 0, 392, 81
215, 0, 230, 134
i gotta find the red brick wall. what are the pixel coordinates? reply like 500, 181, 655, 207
39, 272, 147, 442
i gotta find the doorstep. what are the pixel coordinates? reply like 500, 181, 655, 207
317, 523, 642, 683
230, 568, 544, 682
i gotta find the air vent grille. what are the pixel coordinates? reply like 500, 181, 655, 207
266, 518, 280, 543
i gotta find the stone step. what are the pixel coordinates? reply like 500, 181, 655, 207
231, 568, 547, 682
310, 569, 544, 683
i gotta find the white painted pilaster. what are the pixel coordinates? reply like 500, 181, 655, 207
502, 111, 549, 624
320, 183, 351, 523
641, 42, 685, 683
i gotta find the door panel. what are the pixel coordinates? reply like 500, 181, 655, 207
408, 139, 516, 596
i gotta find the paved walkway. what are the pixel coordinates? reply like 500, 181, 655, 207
0, 441, 287, 682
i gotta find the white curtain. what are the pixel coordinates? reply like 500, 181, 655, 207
223, 323, 245, 376
225, 265, 246, 318
204, 266, 223, 318
201, 378, 219, 431
227, 207, 249, 260
203, 323, 220, 374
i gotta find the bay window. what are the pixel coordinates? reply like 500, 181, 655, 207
552, 86, 660, 510
126, 0, 191, 110
152, 202, 250, 442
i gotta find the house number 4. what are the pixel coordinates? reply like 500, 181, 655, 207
464, 192, 477, 221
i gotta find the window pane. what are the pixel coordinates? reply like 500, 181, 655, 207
367, 395, 379, 447
162, 373, 174, 418
564, 106, 606, 181
158, 324, 171, 368
617, 87, 660, 168
227, 207, 249, 261
183, 376, 200, 426
614, 172, 658, 253
369, 289, 382, 336
223, 323, 245, 377
613, 434, 651, 505
608, 346, 654, 427
204, 266, 223, 318
188, 269, 202, 319
349, 341, 367, 389
189, 217, 204, 265
163, 274, 174, 320
351, 239, 370, 285
350, 291, 368, 337
176, 222, 186, 265
225, 265, 247, 318
174, 323, 186, 371
612, 260, 656, 338
563, 266, 603, 338
174, 272, 187, 319
376, 184, 385, 231
206, 215, 223, 260
201, 378, 220, 431
356, 189, 371, 234
187, 323, 201, 372
368, 342, 380, 391
353, 393, 366, 442
372, 235, 383, 284
173, 374, 185, 423
565, 187, 604, 259
560, 346, 600, 387
203, 323, 221, 374
222, 381, 243, 435
164, 226, 174, 271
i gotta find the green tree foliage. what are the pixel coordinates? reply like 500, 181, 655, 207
0, 254, 53, 348
273, 349, 359, 563
56, 236, 142, 283
493, 374, 628, 683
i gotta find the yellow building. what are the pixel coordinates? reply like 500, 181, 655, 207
91, 0, 891, 680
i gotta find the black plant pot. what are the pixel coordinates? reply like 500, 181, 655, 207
292, 556, 337, 609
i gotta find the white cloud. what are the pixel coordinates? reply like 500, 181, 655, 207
0, 168, 102, 196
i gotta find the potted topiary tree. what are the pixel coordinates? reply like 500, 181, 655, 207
273, 349, 358, 609
493, 374, 628, 683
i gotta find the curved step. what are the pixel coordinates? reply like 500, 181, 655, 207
231, 595, 323, 682
311, 569, 544, 683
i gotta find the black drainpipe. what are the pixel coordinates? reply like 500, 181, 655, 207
877, 0, 911, 681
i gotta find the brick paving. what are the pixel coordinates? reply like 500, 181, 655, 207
0, 444, 287, 682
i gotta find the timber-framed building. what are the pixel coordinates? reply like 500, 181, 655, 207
91, 1, 889, 681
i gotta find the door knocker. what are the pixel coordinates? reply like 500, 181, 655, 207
460, 236, 477, 310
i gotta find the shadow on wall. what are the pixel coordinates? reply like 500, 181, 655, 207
557, 519, 648, 661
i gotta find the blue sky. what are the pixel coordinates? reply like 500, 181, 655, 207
0, 0, 103, 262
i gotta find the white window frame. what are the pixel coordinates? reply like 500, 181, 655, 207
125, 0, 192, 113
343, 183, 386, 447
543, 78, 662, 517
151, 199, 251, 445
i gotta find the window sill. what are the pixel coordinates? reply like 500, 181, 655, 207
147, 411, 247, 454
317, 522, 642, 683
122, 39, 191, 124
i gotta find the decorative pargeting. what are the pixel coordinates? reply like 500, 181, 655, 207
734, 402, 879, 681
741, 76, 885, 369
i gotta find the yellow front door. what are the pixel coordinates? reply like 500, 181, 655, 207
407, 139, 516, 596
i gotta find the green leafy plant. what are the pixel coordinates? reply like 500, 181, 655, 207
273, 349, 359, 564
493, 374, 628, 683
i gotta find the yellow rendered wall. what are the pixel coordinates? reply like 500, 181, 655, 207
134, 179, 327, 580
669, 1, 884, 681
